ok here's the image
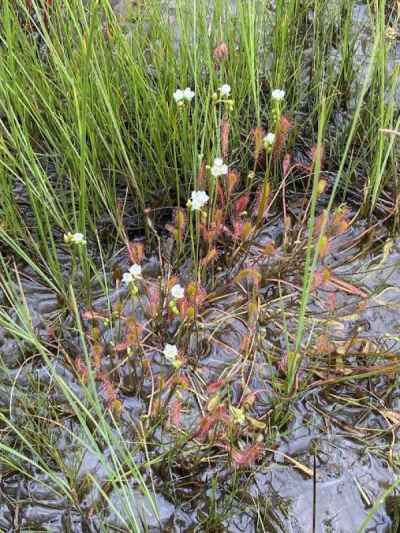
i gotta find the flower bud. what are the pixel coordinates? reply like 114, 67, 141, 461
213, 41, 229, 63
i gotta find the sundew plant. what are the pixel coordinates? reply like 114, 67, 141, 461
0, 0, 399, 531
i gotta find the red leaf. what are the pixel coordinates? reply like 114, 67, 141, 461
216, 181, 226, 208
115, 340, 129, 352
226, 170, 240, 197
200, 247, 219, 267
74, 357, 88, 383
128, 241, 145, 264
253, 182, 271, 220
213, 41, 229, 63
100, 375, 118, 406
82, 309, 107, 321
91, 343, 103, 370
331, 208, 350, 236
213, 405, 231, 424
273, 116, 292, 156
325, 291, 337, 311
221, 119, 230, 161
168, 399, 183, 428
170, 374, 190, 388
311, 144, 325, 170
146, 285, 161, 317
232, 219, 244, 239
278, 352, 289, 373
207, 379, 226, 394
233, 195, 250, 216
186, 283, 207, 307
327, 275, 368, 298
233, 268, 262, 287
314, 334, 335, 355
240, 335, 251, 353
283, 152, 292, 177
252, 127, 266, 163
311, 267, 331, 291
195, 415, 217, 441
231, 443, 264, 466
195, 405, 230, 441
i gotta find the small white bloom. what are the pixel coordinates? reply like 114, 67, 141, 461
122, 272, 134, 284
173, 89, 185, 102
210, 157, 228, 177
219, 84, 231, 97
72, 232, 85, 244
171, 284, 185, 300
263, 132, 276, 146
183, 87, 195, 101
64, 232, 86, 245
129, 263, 142, 279
72, 233, 84, 242
163, 343, 178, 361
190, 190, 209, 211
271, 89, 285, 101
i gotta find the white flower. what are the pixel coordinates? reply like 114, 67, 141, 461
64, 232, 86, 245
263, 132, 276, 146
271, 89, 285, 101
129, 263, 142, 279
122, 272, 134, 285
171, 284, 185, 300
210, 157, 228, 177
173, 89, 185, 102
163, 343, 178, 361
219, 84, 231, 96
174, 88, 195, 103
183, 87, 195, 101
72, 233, 85, 244
190, 190, 209, 211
